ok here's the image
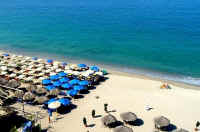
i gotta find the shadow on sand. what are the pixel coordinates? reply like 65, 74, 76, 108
160, 124, 177, 131
57, 104, 77, 115
127, 118, 144, 126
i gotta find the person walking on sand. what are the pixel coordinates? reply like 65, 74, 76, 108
48, 109, 52, 123
92, 109, 95, 118
83, 117, 87, 127
195, 121, 200, 131
104, 103, 108, 113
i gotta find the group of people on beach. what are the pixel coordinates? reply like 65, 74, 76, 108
82, 103, 108, 128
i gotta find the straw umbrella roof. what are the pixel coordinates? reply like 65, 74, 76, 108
154, 116, 170, 128
0, 107, 17, 119
113, 126, 133, 132
120, 112, 137, 122
14, 90, 24, 98
35, 86, 47, 95
25, 84, 37, 92
48, 89, 60, 96
176, 128, 189, 132
101, 114, 118, 127
7, 79, 21, 88
35, 96, 48, 104
23, 92, 35, 101
0, 78, 8, 85
0, 99, 3, 106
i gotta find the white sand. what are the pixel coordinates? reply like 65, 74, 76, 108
37, 73, 200, 132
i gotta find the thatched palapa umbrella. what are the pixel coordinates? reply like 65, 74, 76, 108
25, 84, 37, 92
101, 114, 118, 127
0, 99, 3, 105
113, 126, 133, 132
0, 88, 9, 97
154, 116, 170, 129
120, 112, 137, 123
176, 128, 189, 132
35, 86, 47, 96
23, 92, 35, 101
0, 78, 8, 85
14, 90, 24, 98
7, 79, 21, 88
35, 96, 48, 105
48, 89, 60, 97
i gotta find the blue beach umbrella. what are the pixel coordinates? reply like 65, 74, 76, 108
78, 64, 87, 68
42, 79, 51, 85
73, 85, 85, 91
69, 79, 80, 85
47, 59, 53, 64
59, 77, 69, 83
58, 98, 71, 106
53, 81, 62, 87
45, 85, 56, 91
32, 57, 38, 60
50, 75, 59, 80
67, 90, 78, 97
61, 83, 72, 89
2, 53, 9, 57
47, 98, 57, 105
78, 80, 89, 86
90, 66, 99, 72
58, 72, 67, 77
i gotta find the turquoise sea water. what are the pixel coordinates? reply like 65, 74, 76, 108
0, 0, 200, 85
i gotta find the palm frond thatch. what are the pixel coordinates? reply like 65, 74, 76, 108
154, 116, 170, 128
25, 84, 37, 92
120, 112, 137, 122
7, 79, 21, 88
35, 87, 47, 95
48, 89, 60, 96
35, 96, 48, 104
14, 90, 24, 98
23, 92, 35, 101
0, 78, 8, 85
113, 126, 133, 132
101, 114, 118, 127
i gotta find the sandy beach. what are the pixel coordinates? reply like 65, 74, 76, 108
0, 51, 199, 132
29, 71, 199, 132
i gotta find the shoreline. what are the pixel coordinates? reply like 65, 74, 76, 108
1, 49, 199, 132
109, 70, 200, 91
0, 48, 199, 90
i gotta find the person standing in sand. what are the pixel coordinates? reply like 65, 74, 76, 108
48, 109, 52, 123
104, 104, 108, 113
92, 109, 95, 118
83, 117, 87, 127
195, 121, 200, 131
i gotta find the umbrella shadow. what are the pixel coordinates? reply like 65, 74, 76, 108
108, 121, 123, 128
74, 95, 84, 99
62, 96, 72, 101
107, 110, 117, 113
87, 123, 95, 128
128, 118, 144, 126
80, 90, 90, 94
57, 104, 77, 115
99, 77, 109, 82
88, 86, 96, 90
94, 115, 102, 118
0, 114, 28, 131
2, 98, 17, 106
161, 124, 177, 131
